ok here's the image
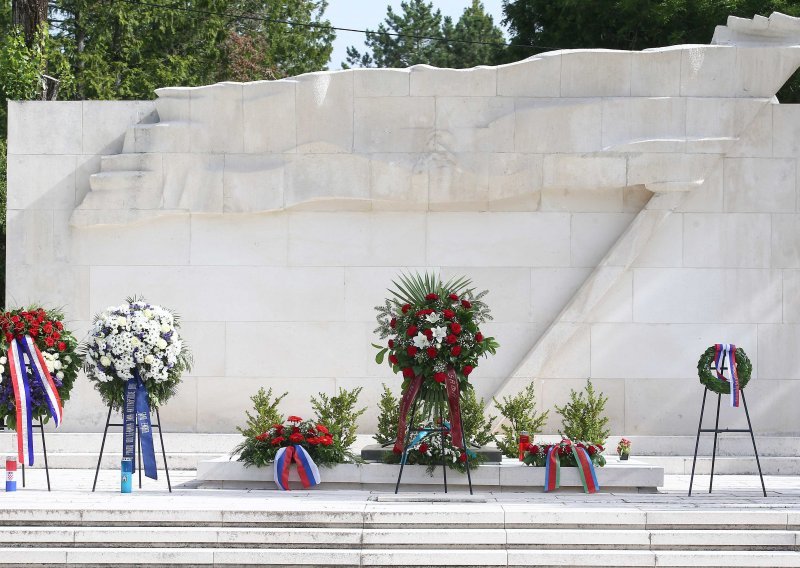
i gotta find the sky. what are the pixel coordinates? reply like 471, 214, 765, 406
324, 0, 507, 70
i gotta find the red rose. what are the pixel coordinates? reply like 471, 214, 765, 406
443, 309, 455, 319
459, 453, 467, 463
475, 332, 484, 343
422, 328, 433, 339
448, 294, 459, 301
402, 304, 411, 313
390, 318, 397, 328
43, 323, 53, 334
425, 293, 439, 301
419, 443, 429, 454
52, 331, 60, 340
587, 446, 597, 456
289, 432, 304, 443
272, 424, 284, 432
451, 345, 462, 356
271, 436, 285, 445
316, 424, 329, 434
461, 300, 472, 309
10, 316, 19, 323
388, 354, 399, 365
402, 368, 414, 378
15, 321, 24, 331
407, 325, 418, 337
462, 365, 474, 376
5, 333, 13, 343
388, 339, 395, 348
446, 334, 457, 344
45, 337, 55, 347
530, 445, 540, 454
407, 346, 418, 357
288, 415, 303, 422
55, 321, 63, 331
434, 372, 447, 383
426, 347, 437, 358
450, 323, 462, 334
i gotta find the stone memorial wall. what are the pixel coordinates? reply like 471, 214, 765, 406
7, 13, 800, 436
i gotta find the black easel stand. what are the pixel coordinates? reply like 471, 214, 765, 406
91, 405, 172, 492
17, 419, 51, 491
394, 398, 474, 495
688, 387, 766, 497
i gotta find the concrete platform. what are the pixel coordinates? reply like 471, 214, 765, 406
196, 456, 664, 492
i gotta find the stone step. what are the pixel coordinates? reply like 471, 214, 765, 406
100, 152, 162, 173
614, 436, 800, 457
122, 122, 191, 153
88, 170, 161, 193
638, 455, 800, 475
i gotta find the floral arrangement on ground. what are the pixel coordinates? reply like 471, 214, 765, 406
523, 439, 606, 468
235, 416, 344, 468
82, 298, 192, 409
0, 307, 81, 428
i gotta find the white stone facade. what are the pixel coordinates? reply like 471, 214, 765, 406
7, 13, 800, 436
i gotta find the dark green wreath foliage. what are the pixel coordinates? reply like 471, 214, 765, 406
697, 346, 752, 394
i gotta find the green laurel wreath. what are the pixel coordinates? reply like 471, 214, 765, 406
697, 346, 752, 394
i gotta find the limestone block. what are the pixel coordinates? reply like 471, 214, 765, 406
190, 82, 244, 153
287, 212, 426, 267
745, 379, 800, 435
440, 267, 532, 323
6, 264, 89, 321
162, 153, 224, 212
66, 549, 213, 565
295, 71, 354, 153
0, 549, 66, 564
680, 46, 737, 97
242, 79, 297, 153
409, 64, 496, 97
587, 270, 633, 323
216, 527, 361, 546
543, 155, 626, 191
190, 212, 288, 266
496, 53, 561, 97
627, 153, 719, 191
178, 321, 227, 377
343, 266, 429, 323
735, 47, 800, 98
571, 213, 636, 268
623, 378, 706, 436
540, 378, 625, 435
286, 154, 370, 206
591, 323, 758, 379
435, 97, 514, 153
222, 154, 285, 213
631, 48, 682, 96
353, 68, 410, 97
623, 186, 652, 213
653, 551, 800, 567
7, 154, 76, 210
125, 122, 191, 153
426, 212, 571, 267
82, 101, 156, 155
683, 213, 771, 268
723, 157, 796, 213
354, 96, 435, 153
154, 87, 192, 122
216, 549, 360, 565
782, 270, 800, 323
487, 153, 542, 211
772, 214, 800, 268
530, 267, 591, 324
363, 528, 505, 547
506, 528, 650, 548
515, 98, 602, 153
474, 322, 547, 379
541, 187, 624, 213
601, 97, 685, 150
6, 209, 53, 266
158, 378, 198, 431
632, 213, 683, 268
678, 160, 724, 213
560, 49, 632, 97
726, 104, 773, 158
428, 152, 489, 210
537, 322, 591, 379
757, 324, 800, 380
369, 153, 428, 209
632, 268, 782, 323
364, 550, 506, 566
89, 266, 346, 323
225, 322, 368, 377
7, 101, 82, 155
772, 105, 800, 157
502, 507, 646, 528
75, 154, 102, 205
70, 215, 191, 266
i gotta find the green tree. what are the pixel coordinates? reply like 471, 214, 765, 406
345, 0, 504, 69
501, 0, 800, 102
554, 379, 610, 446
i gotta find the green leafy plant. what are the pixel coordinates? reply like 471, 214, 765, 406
493, 382, 549, 459
311, 387, 367, 463
555, 380, 610, 446
374, 384, 400, 446
460, 386, 496, 447
235, 387, 287, 440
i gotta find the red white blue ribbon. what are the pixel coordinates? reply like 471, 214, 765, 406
714, 343, 740, 408
8, 336, 63, 465
273, 445, 321, 491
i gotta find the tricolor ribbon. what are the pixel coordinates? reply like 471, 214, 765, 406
122, 369, 158, 480
713, 343, 740, 408
543, 445, 600, 494
273, 445, 321, 491
8, 336, 63, 466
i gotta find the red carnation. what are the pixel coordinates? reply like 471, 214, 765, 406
388, 354, 399, 365
51, 331, 60, 340
443, 309, 455, 319
475, 332, 484, 343
288, 415, 303, 422
390, 318, 397, 328
402, 367, 414, 378
407, 346, 418, 357
434, 372, 447, 383
462, 365, 474, 376
292, 426, 300, 434
307, 437, 320, 445
271, 436, 285, 446
461, 300, 472, 309
5, 333, 13, 343
10, 316, 19, 323
28, 326, 38, 337
450, 322, 462, 334
316, 424, 329, 434
419, 443, 429, 454
446, 334, 457, 344
448, 294, 459, 301
425, 293, 439, 301
422, 328, 433, 339
402, 304, 411, 313
43, 323, 53, 334
451, 345, 462, 356
45, 337, 55, 347
289, 432, 304, 443
272, 424, 284, 432
407, 325, 418, 337
255, 433, 268, 442
58, 341, 66, 352
55, 321, 63, 331
459, 453, 467, 463
426, 347, 437, 358
388, 339, 395, 348
321, 436, 333, 446
530, 444, 540, 454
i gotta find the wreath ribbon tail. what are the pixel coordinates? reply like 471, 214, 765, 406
394, 374, 424, 454
21, 336, 63, 427
8, 340, 33, 466
572, 446, 600, 494
543, 446, 560, 493
728, 344, 740, 408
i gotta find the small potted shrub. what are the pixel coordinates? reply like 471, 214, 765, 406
617, 438, 631, 461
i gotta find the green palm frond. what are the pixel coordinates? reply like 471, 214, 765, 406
388, 271, 473, 305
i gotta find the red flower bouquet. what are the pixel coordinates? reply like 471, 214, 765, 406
237, 415, 341, 468
523, 438, 606, 468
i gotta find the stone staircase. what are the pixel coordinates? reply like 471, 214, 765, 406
1, 501, 799, 566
